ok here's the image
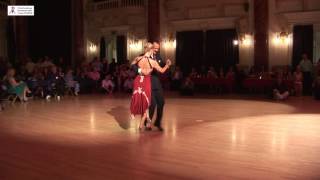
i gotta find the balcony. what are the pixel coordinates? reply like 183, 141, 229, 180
90, 0, 145, 11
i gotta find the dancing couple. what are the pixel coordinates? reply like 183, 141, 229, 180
130, 42, 171, 131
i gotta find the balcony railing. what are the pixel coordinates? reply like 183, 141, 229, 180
92, 0, 145, 11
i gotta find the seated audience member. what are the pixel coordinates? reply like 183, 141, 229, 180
199, 65, 207, 77
65, 69, 80, 96
87, 67, 101, 81
55, 57, 67, 72
171, 66, 183, 90
123, 76, 134, 93
3, 68, 31, 102
101, 75, 114, 94
127, 67, 136, 78
35, 58, 43, 69
46, 66, 65, 100
248, 66, 258, 77
75, 67, 91, 93
119, 66, 129, 91
313, 68, 320, 100
226, 67, 235, 80
207, 66, 218, 79
189, 68, 198, 79
26, 68, 44, 98
25, 57, 35, 76
91, 57, 103, 73
283, 66, 292, 80
87, 67, 101, 90
219, 67, 225, 78
293, 66, 303, 96
180, 76, 195, 96
41, 56, 54, 68
272, 74, 289, 100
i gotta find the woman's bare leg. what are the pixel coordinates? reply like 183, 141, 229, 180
23, 88, 29, 101
139, 113, 147, 130
145, 109, 152, 129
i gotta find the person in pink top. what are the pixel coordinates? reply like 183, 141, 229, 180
87, 68, 100, 81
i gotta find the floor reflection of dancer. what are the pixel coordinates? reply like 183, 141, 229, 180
130, 43, 171, 130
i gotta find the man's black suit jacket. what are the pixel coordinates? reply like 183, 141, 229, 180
131, 52, 165, 91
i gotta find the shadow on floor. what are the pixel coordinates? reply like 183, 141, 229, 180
107, 106, 131, 130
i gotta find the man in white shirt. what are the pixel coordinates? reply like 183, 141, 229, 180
299, 53, 314, 95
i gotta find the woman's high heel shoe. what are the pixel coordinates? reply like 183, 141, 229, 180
145, 119, 152, 131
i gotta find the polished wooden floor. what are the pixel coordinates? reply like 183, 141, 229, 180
0, 93, 320, 180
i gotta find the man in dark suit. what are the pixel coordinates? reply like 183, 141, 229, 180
149, 42, 166, 131
131, 42, 166, 131
131, 42, 167, 131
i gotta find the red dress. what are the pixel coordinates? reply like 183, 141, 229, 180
130, 56, 153, 116
130, 75, 151, 116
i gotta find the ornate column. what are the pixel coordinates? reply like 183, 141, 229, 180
147, 0, 160, 42
71, 0, 85, 67
254, 0, 269, 69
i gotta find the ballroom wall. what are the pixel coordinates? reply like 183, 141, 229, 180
84, 0, 147, 61
268, 0, 320, 67
159, 0, 253, 67
84, 0, 320, 68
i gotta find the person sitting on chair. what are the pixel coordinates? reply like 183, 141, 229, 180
101, 75, 114, 94
123, 76, 134, 93
272, 73, 289, 100
3, 68, 31, 102
46, 66, 65, 100
65, 69, 80, 96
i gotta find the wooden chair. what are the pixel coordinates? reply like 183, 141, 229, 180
1, 81, 18, 104
7, 93, 18, 104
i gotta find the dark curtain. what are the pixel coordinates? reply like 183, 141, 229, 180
292, 25, 313, 67
176, 31, 204, 74
100, 37, 106, 60
28, 0, 71, 61
116, 35, 126, 64
206, 29, 239, 70
6, 18, 16, 65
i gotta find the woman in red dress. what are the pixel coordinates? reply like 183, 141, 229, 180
130, 43, 171, 130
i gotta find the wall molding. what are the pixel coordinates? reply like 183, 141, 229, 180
100, 25, 131, 36
170, 16, 238, 32
282, 10, 320, 25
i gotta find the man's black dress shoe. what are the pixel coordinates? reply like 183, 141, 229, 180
155, 126, 164, 132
